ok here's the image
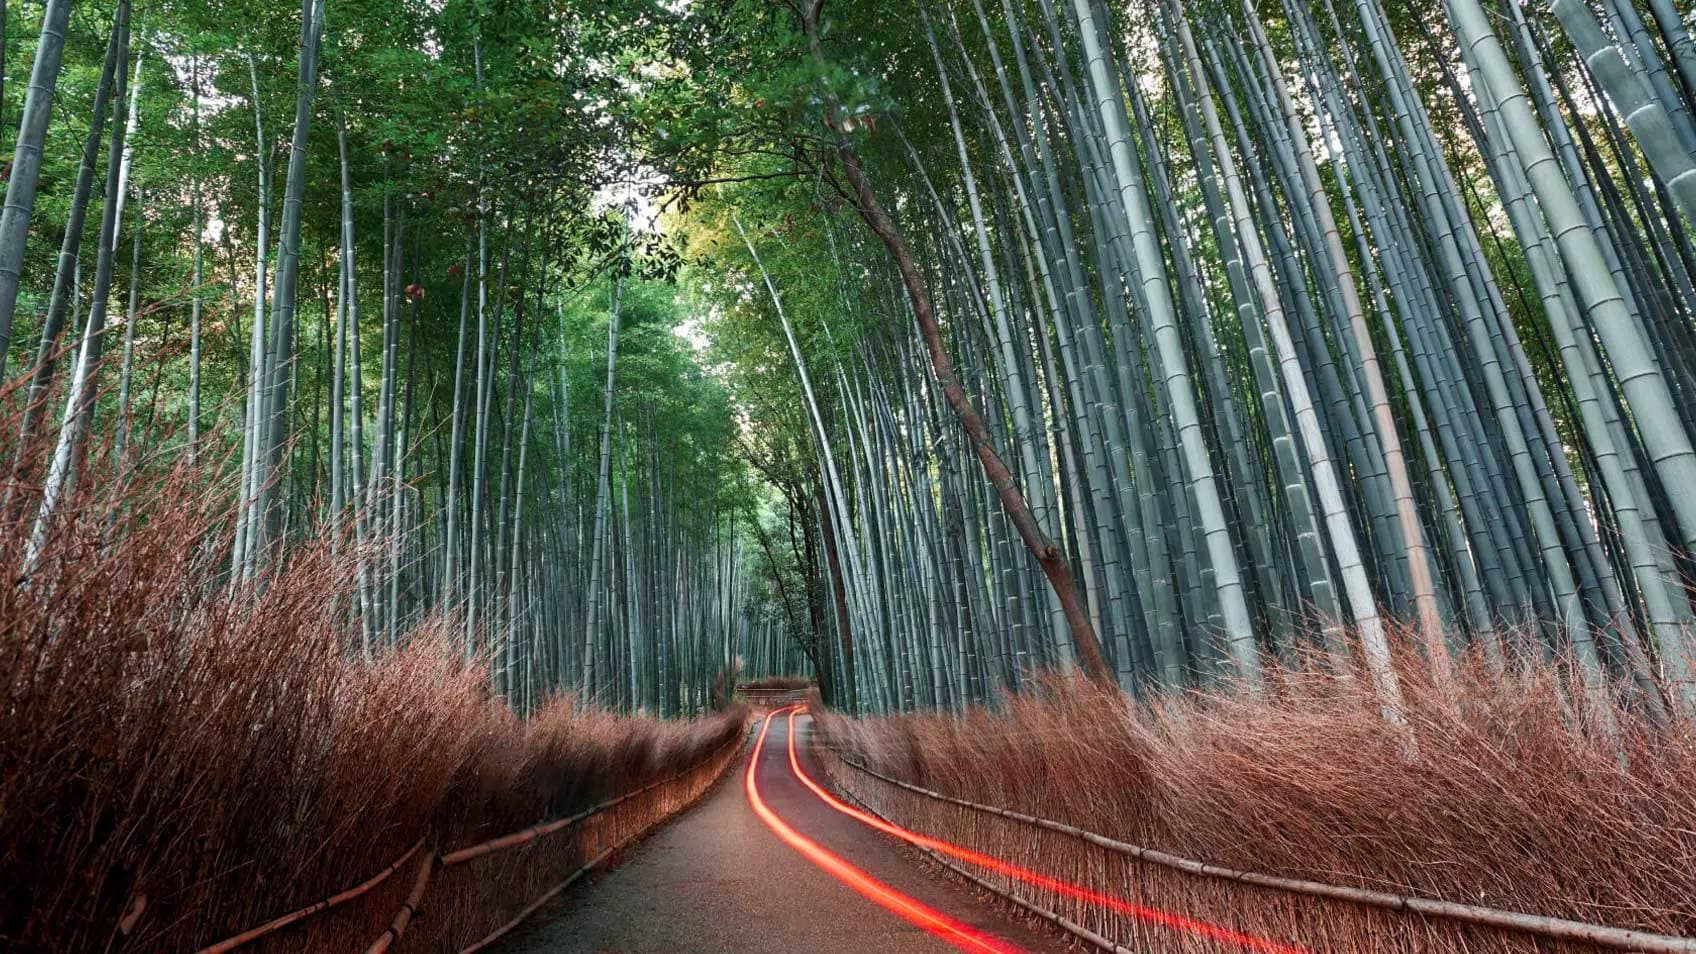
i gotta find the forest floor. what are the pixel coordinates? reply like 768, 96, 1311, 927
496, 712, 1065, 953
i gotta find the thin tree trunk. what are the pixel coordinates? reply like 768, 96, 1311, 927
254, 0, 327, 556
9, 0, 125, 502
25, 21, 133, 569
0, 0, 73, 375
188, 54, 203, 462
581, 270, 625, 698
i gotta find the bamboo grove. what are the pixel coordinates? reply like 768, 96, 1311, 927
5, 0, 1696, 722
0, 0, 761, 716
673, 0, 1696, 718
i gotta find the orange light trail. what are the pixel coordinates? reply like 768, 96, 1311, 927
744, 707, 1023, 954
784, 708, 1309, 954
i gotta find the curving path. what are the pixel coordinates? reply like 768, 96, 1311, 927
497, 711, 1066, 953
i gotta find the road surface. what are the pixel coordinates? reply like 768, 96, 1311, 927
498, 711, 1066, 953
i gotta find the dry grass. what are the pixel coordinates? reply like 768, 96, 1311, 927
0, 428, 745, 953
813, 654, 1696, 952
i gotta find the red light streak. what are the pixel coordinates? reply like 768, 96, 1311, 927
745, 707, 1024, 954
785, 708, 1308, 954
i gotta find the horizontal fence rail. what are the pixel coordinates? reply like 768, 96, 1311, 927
456, 843, 617, 954
190, 724, 747, 954
194, 839, 428, 954
438, 727, 748, 954
737, 685, 814, 708
829, 751, 1696, 954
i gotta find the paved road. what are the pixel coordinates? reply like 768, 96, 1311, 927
498, 712, 1066, 954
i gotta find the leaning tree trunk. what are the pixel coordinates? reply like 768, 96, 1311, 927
800, 0, 1112, 683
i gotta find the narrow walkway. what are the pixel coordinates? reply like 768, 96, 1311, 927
498, 713, 1066, 953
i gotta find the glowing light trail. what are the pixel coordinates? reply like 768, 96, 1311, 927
784, 709, 1308, 954
744, 707, 1023, 954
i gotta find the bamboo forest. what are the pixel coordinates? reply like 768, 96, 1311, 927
6, 0, 1696, 948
